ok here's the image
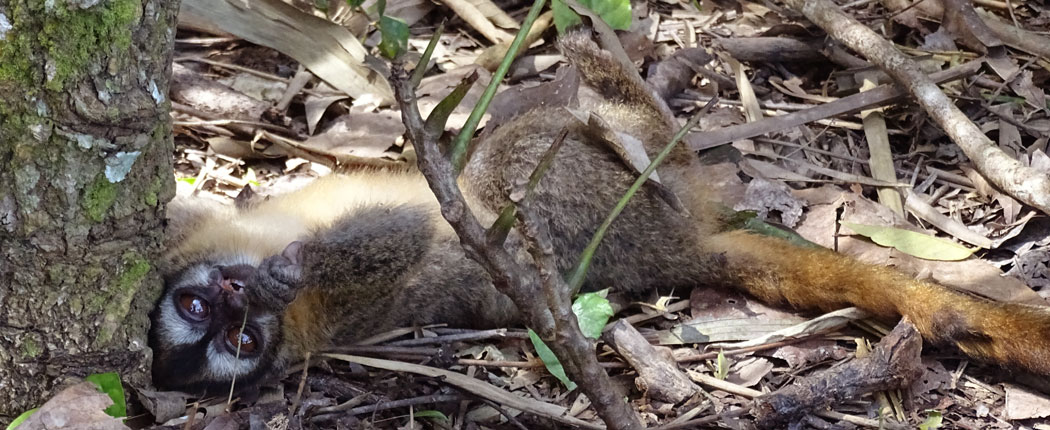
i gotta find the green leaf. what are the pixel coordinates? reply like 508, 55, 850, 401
411, 22, 444, 88
176, 177, 196, 185
372, 0, 387, 18
6, 408, 38, 430
378, 15, 409, 59
85, 372, 127, 418
735, 211, 820, 249
714, 351, 729, 380
413, 410, 449, 421
552, 0, 631, 33
551, 0, 582, 34
841, 222, 975, 261
244, 168, 260, 187
424, 72, 477, 140
529, 330, 577, 391
583, 0, 631, 30
572, 290, 613, 339
918, 410, 942, 430
346, 0, 365, 7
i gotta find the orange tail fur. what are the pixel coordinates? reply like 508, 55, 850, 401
707, 230, 1050, 375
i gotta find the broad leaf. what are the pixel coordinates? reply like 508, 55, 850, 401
842, 222, 975, 261
379, 15, 409, 59
85, 372, 126, 418
572, 289, 613, 339
552, 0, 631, 33
528, 330, 577, 391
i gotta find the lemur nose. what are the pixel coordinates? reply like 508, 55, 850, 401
211, 265, 255, 293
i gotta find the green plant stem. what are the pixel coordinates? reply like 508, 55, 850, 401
487, 129, 569, 245
411, 21, 444, 88
449, 0, 548, 172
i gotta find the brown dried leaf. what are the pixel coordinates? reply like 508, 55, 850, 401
486, 64, 580, 133
181, 0, 392, 102
732, 177, 805, 227
941, 0, 1002, 53
302, 112, 405, 160
771, 340, 849, 369
1005, 384, 1050, 420
304, 95, 349, 135
18, 382, 128, 430
726, 357, 773, 388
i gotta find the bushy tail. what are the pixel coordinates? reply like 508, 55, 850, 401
707, 230, 1050, 375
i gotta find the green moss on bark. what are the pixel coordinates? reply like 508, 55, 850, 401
21, 337, 41, 359
83, 176, 118, 222
94, 251, 151, 346
0, 0, 142, 91
40, 0, 141, 91
0, 3, 37, 87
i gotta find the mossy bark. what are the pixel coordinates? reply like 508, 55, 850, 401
0, 0, 177, 420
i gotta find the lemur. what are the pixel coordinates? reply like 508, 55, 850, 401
149, 30, 1050, 395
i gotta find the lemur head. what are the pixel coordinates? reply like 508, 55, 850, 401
149, 244, 302, 394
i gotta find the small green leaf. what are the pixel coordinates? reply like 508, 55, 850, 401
378, 15, 409, 59
85, 372, 127, 418
424, 72, 476, 140
345, 0, 365, 7
738, 213, 820, 249
552, 0, 631, 33
529, 330, 577, 391
584, 0, 631, 30
551, 0, 582, 34
714, 351, 729, 380
413, 410, 449, 421
572, 290, 614, 339
176, 177, 196, 185
244, 168, 260, 187
372, 0, 387, 19
6, 408, 38, 430
841, 222, 976, 261
918, 410, 942, 430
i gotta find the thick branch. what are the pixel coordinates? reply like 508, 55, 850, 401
752, 320, 923, 428
782, 0, 1050, 216
391, 65, 642, 430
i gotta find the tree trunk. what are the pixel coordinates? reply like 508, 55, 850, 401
0, 0, 178, 420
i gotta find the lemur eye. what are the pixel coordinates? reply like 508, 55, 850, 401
178, 294, 210, 320
226, 327, 257, 354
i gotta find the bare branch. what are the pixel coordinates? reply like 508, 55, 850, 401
781, 0, 1050, 215
391, 64, 643, 430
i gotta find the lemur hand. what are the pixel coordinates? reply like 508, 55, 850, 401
254, 241, 304, 304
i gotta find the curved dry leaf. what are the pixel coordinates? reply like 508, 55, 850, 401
181, 0, 392, 103
18, 382, 128, 430
842, 222, 976, 261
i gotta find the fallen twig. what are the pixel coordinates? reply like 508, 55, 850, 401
751, 319, 923, 428
688, 61, 981, 151
782, 0, 1050, 216
604, 320, 699, 404
325, 354, 602, 429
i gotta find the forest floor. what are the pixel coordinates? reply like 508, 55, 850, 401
158, 0, 1050, 428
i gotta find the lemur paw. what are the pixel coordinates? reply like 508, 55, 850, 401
254, 241, 304, 304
